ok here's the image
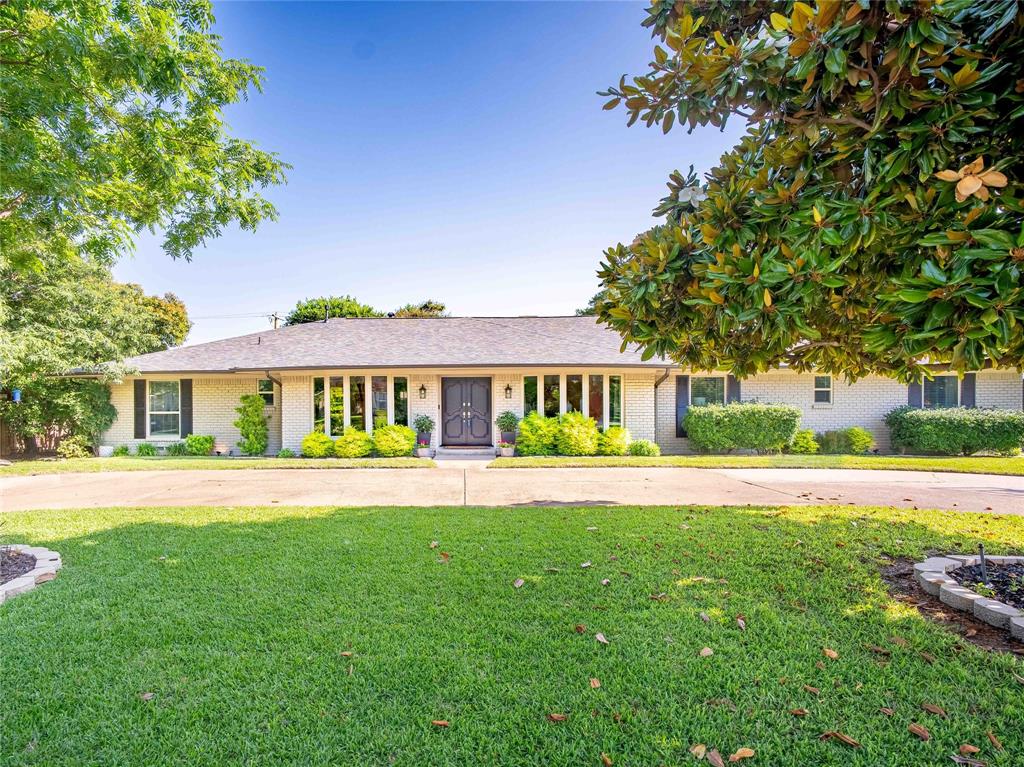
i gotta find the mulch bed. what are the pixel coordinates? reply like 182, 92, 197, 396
1, 549, 36, 585
950, 561, 1024, 611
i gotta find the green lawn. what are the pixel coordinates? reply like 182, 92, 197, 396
490, 453, 1024, 475
1, 505, 1021, 766
0, 456, 434, 476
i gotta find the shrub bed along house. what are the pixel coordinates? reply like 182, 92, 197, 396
886, 406, 1024, 456
554, 412, 600, 456
372, 425, 417, 457
597, 426, 630, 456
334, 429, 374, 458
301, 431, 335, 458
684, 403, 801, 454
515, 412, 559, 456
817, 426, 874, 454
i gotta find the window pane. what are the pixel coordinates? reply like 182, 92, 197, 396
371, 376, 387, 429
814, 376, 831, 390
589, 375, 604, 427
566, 374, 582, 412
349, 376, 366, 430
313, 377, 325, 432
814, 390, 831, 403
543, 375, 560, 418
394, 377, 408, 426
609, 376, 622, 426
924, 376, 958, 408
149, 413, 179, 437
258, 379, 274, 405
523, 376, 538, 416
149, 381, 179, 412
329, 376, 345, 436
691, 377, 725, 406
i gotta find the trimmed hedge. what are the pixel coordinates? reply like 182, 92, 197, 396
555, 412, 600, 456
787, 429, 819, 454
628, 439, 660, 456
184, 434, 215, 456
516, 412, 559, 456
372, 425, 417, 457
885, 406, 1024, 456
817, 427, 874, 454
335, 429, 373, 458
301, 431, 335, 458
598, 426, 631, 456
685, 403, 801, 453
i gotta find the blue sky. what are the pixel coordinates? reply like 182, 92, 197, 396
114, 1, 744, 343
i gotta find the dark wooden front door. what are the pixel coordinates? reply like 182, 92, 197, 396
441, 377, 492, 446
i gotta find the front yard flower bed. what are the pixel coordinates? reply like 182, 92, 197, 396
914, 555, 1024, 642
0, 545, 62, 603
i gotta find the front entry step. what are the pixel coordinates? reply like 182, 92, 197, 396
435, 446, 496, 460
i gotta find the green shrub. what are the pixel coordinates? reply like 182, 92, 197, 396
628, 439, 661, 456
555, 411, 600, 456
300, 431, 335, 458
135, 442, 157, 457
112, 445, 130, 457
56, 435, 92, 459
413, 415, 435, 435
685, 403, 801, 453
335, 429, 373, 458
787, 429, 819, 454
166, 441, 189, 456
372, 425, 417, 457
817, 427, 875, 454
277, 448, 296, 458
184, 434, 215, 456
234, 394, 269, 455
597, 426, 631, 456
516, 412, 559, 456
495, 410, 519, 434
846, 426, 875, 454
885, 406, 1024, 456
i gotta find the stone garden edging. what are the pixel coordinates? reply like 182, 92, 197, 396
914, 554, 1024, 642
0, 545, 62, 603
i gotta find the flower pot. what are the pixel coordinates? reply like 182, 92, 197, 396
499, 446, 514, 457
417, 431, 432, 446
416, 447, 431, 458
500, 431, 516, 445
98, 445, 114, 458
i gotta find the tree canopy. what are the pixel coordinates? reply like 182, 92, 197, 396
285, 296, 449, 325
0, 0, 287, 273
596, 0, 1024, 380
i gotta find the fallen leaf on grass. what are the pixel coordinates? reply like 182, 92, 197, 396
819, 731, 861, 748
803, 684, 820, 695
1012, 672, 1024, 685
736, 615, 746, 631
600, 753, 613, 767
581, 561, 592, 568
139, 692, 155, 701
513, 578, 525, 589
601, 579, 610, 586
586, 526, 598, 532
590, 678, 601, 689
922, 703, 948, 718
890, 635, 909, 648
699, 612, 711, 623
823, 647, 839, 660
689, 744, 707, 759
729, 748, 755, 762
431, 720, 449, 727
575, 624, 586, 634
919, 651, 936, 664
790, 708, 809, 716
547, 713, 567, 722
429, 541, 438, 549
908, 723, 931, 741
707, 749, 726, 767
959, 744, 981, 756
596, 633, 609, 645
880, 707, 895, 716
438, 552, 450, 563
339, 651, 354, 657
950, 756, 987, 767
987, 731, 1003, 751
699, 646, 714, 657
650, 592, 668, 601
865, 644, 891, 657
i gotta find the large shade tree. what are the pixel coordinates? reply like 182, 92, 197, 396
285, 297, 449, 325
596, 0, 1024, 380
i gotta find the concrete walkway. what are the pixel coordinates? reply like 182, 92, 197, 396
3, 464, 1024, 514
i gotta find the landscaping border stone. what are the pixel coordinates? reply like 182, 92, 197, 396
914, 553, 1023, 642
0, 545, 62, 604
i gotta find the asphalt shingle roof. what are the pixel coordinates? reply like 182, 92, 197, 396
114, 316, 669, 373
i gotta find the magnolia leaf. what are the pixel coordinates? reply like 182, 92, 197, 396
908, 723, 931, 741
770, 12, 790, 31
729, 747, 755, 762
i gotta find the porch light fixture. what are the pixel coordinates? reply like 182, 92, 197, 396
419, 384, 427, 399
504, 383, 512, 399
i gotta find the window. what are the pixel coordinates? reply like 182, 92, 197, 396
148, 380, 180, 437
543, 375, 560, 418
394, 377, 408, 426
609, 375, 622, 427
523, 376, 538, 416
258, 379, 275, 406
329, 376, 345, 435
589, 374, 604, 427
691, 376, 725, 406
349, 376, 366, 430
313, 377, 325, 432
371, 376, 387, 429
566, 374, 583, 412
924, 375, 958, 408
814, 375, 832, 404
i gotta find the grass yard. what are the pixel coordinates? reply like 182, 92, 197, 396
0, 456, 434, 476
1, 504, 1022, 766
490, 453, 1024, 475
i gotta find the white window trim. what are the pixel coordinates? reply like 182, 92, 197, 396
147, 380, 181, 441
314, 373, 411, 437
521, 371, 623, 427
689, 375, 727, 407
813, 375, 833, 408
257, 378, 275, 407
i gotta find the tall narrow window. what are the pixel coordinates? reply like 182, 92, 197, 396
329, 376, 345, 436
589, 374, 604, 427
543, 375, 560, 417
609, 375, 622, 427
148, 381, 180, 437
394, 377, 408, 426
313, 377, 325, 432
566, 374, 583, 412
371, 376, 387, 428
523, 376, 538, 416
349, 375, 366, 430
258, 379, 275, 406
691, 377, 725, 406
814, 375, 832, 404
924, 376, 958, 408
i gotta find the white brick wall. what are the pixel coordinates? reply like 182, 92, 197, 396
280, 375, 312, 452
977, 369, 1022, 409
623, 373, 656, 442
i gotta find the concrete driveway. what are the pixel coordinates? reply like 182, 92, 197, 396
3, 464, 1023, 514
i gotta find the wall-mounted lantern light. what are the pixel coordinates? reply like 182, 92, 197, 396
419, 384, 427, 399
504, 383, 512, 399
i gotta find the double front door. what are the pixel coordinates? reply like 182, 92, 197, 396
441, 377, 492, 446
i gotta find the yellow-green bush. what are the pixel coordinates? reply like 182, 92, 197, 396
300, 431, 335, 458
555, 412, 600, 456
335, 429, 373, 458
372, 425, 416, 457
597, 426, 630, 456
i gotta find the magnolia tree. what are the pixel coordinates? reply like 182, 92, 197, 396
596, 0, 1024, 380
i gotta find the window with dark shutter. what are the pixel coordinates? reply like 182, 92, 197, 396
133, 380, 146, 439
180, 379, 193, 437
675, 375, 690, 438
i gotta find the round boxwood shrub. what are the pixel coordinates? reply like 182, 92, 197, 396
335, 428, 373, 458
685, 403, 801, 453
597, 426, 631, 456
372, 425, 417, 457
277, 448, 296, 458
184, 434, 215, 456
846, 426, 875, 454
516, 412, 558, 456
885, 406, 1024, 456
628, 439, 661, 456
555, 412, 600, 456
787, 429, 819, 454
301, 431, 335, 458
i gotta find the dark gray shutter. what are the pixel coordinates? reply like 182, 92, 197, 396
133, 380, 147, 438
726, 375, 741, 404
908, 381, 923, 408
180, 379, 193, 436
676, 375, 690, 438
960, 372, 976, 408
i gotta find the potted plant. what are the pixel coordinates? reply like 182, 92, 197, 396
495, 410, 519, 444
413, 414, 435, 448
416, 439, 431, 458
498, 441, 515, 458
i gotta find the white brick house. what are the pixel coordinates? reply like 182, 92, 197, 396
93, 316, 1023, 455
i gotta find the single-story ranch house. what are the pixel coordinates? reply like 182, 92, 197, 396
97, 316, 1023, 455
